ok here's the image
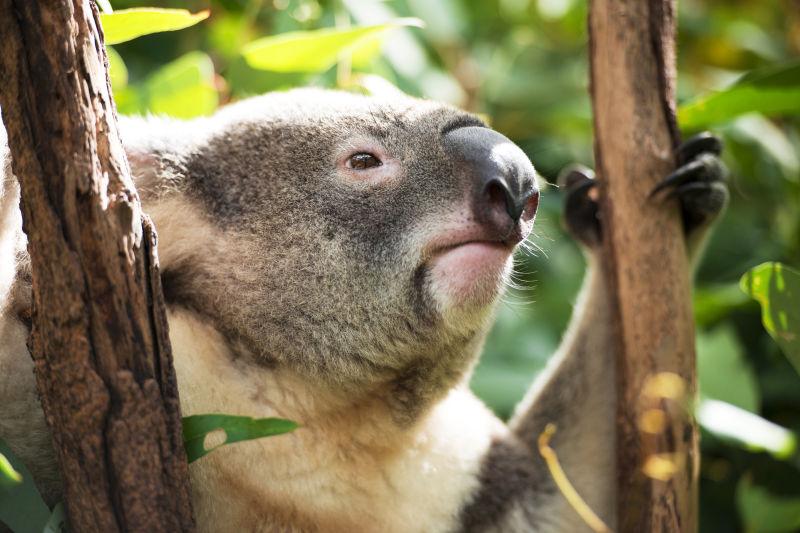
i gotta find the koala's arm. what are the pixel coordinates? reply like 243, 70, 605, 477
458, 256, 618, 532
460, 134, 727, 532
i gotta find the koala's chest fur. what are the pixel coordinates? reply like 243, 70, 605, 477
168, 309, 506, 532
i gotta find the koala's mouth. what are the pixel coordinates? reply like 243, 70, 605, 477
430, 239, 513, 259
423, 230, 520, 308
423, 219, 530, 259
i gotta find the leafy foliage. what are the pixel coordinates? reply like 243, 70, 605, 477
737, 477, 800, 533
100, 8, 209, 45
741, 262, 800, 374
698, 400, 796, 459
182, 414, 298, 462
1, 411, 296, 532
242, 18, 422, 72
697, 325, 760, 412
115, 51, 218, 118
0, 453, 21, 490
680, 61, 800, 130
0, 439, 51, 533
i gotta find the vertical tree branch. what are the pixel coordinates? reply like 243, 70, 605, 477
0, 1, 194, 531
589, 0, 698, 531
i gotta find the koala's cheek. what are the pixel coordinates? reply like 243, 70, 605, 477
427, 243, 513, 309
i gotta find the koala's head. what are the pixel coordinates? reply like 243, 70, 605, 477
124, 88, 538, 399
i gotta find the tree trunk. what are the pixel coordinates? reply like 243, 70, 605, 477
589, 0, 698, 531
0, 1, 195, 531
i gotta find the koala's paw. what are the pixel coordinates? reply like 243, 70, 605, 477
650, 132, 729, 237
559, 164, 601, 249
559, 132, 728, 250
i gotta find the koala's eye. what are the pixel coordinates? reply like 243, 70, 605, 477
347, 152, 382, 170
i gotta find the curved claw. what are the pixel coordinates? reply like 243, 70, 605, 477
677, 131, 723, 165
650, 158, 707, 198
650, 152, 726, 199
558, 164, 595, 190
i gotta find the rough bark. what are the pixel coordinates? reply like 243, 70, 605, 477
0, 1, 195, 531
589, 0, 698, 531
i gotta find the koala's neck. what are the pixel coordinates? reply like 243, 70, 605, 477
167, 307, 503, 532
168, 307, 481, 443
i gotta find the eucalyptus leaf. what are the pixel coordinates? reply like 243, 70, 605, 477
697, 399, 796, 459
143, 52, 218, 119
100, 8, 210, 45
106, 46, 128, 91
679, 61, 800, 129
183, 414, 298, 463
242, 18, 423, 73
0, 453, 21, 490
0, 439, 51, 533
693, 283, 751, 328
737, 60, 800, 88
116, 52, 219, 119
740, 262, 800, 375
96, 0, 113, 13
697, 325, 760, 412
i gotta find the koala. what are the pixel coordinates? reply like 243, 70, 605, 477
0, 89, 726, 532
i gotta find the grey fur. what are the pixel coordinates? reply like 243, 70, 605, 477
126, 90, 491, 396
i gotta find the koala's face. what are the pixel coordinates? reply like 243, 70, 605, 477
158, 89, 538, 384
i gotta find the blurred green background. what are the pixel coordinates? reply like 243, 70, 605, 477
104, 1, 800, 531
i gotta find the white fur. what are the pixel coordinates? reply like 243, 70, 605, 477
169, 309, 507, 532
0, 131, 22, 311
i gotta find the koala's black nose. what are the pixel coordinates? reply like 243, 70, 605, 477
443, 126, 539, 242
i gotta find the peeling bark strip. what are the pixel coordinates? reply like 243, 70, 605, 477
0, 1, 194, 531
589, 0, 698, 531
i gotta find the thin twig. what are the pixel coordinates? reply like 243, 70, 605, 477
537, 424, 613, 533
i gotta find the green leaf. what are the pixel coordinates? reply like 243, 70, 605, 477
242, 18, 423, 73
349, 33, 386, 69
740, 262, 800, 375
737, 476, 800, 533
182, 414, 298, 463
727, 115, 800, 181
0, 453, 21, 489
106, 46, 128, 91
737, 60, 800, 88
42, 503, 66, 533
698, 399, 797, 459
697, 325, 760, 412
0, 439, 51, 533
100, 8, 210, 45
116, 52, 219, 119
144, 52, 218, 119
693, 283, 751, 327
679, 60, 800, 129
